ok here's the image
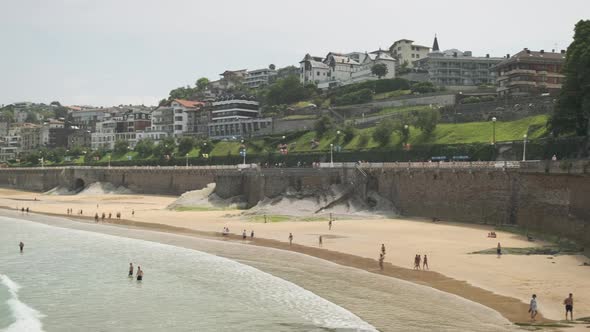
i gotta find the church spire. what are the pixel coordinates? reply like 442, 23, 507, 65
432, 34, 440, 52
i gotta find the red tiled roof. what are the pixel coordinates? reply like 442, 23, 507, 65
174, 99, 205, 108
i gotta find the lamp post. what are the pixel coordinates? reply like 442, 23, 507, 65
491, 117, 497, 145
108, 155, 111, 168
522, 134, 527, 161
240, 139, 246, 165
185, 153, 189, 168
330, 143, 334, 167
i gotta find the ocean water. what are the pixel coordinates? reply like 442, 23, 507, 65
0, 216, 376, 332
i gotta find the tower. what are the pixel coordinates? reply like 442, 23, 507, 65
432, 34, 440, 52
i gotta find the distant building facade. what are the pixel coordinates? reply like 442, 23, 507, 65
244, 68, 277, 89
207, 96, 271, 139
390, 39, 430, 68
495, 49, 566, 98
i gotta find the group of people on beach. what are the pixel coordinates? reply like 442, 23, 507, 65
19, 207, 30, 214
413, 254, 428, 270
528, 293, 575, 321
90, 211, 122, 222
128, 263, 143, 281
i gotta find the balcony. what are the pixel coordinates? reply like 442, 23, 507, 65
507, 80, 537, 87
503, 69, 536, 76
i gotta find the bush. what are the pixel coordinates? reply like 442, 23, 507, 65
334, 88, 373, 106
358, 132, 370, 147
411, 82, 436, 94
461, 96, 481, 104
341, 124, 356, 143
373, 119, 394, 146
114, 140, 129, 156
374, 78, 411, 94
314, 116, 333, 137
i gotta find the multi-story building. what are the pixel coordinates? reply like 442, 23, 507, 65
70, 108, 108, 131
207, 96, 272, 139
19, 124, 42, 152
350, 50, 397, 83
389, 39, 430, 68
170, 99, 206, 137
300, 50, 396, 89
67, 129, 92, 148
494, 48, 566, 98
0, 147, 18, 162
415, 50, 503, 88
299, 54, 331, 86
244, 68, 277, 89
209, 70, 247, 95
90, 120, 116, 150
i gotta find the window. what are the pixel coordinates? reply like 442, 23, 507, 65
411, 46, 415, 51
411, 54, 415, 58
416, 54, 420, 59
317, 71, 320, 76
398, 47, 401, 51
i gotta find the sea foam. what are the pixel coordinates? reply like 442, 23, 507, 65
0, 275, 45, 332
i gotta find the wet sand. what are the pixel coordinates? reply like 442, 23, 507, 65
1, 188, 589, 329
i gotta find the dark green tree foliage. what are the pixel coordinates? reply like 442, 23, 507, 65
550, 20, 590, 137
134, 139, 155, 158
373, 119, 394, 146
341, 124, 356, 143
25, 112, 38, 123
371, 63, 388, 79
113, 140, 129, 155
177, 137, 195, 156
411, 82, 437, 94
314, 115, 333, 137
153, 137, 176, 158
168, 86, 195, 100
196, 77, 210, 91
414, 109, 441, 135
334, 88, 373, 106
262, 76, 314, 106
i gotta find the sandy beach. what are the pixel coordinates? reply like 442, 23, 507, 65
1, 188, 589, 330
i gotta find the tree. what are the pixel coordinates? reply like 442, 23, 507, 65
341, 124, 356, 143
269, 64, 276, 70
314, 115, 333, 137
196, 77, 210, 91
25, 112, 38, 124
114, 140, 129, 155
50, 101, 62, 107
153, 137, 176, 158
373, 119, 394, 146
53, 106, 69, 119
177, 137, 195, 156
414, 109, 441, 135
549, 20, 590, 137
261, 76, 313, 106
168, 86, 195, 101
371, 63, 388, 79
134, 138, 155, 158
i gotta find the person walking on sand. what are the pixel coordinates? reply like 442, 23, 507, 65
413, 255, 419, 270
417, 254, 422, 270
319, 235, 323, 247
136, 266, 143, 281
108, 212, 112, 219
25, 207, 29, 214
19, 242, 24, 253
250, 230, 254, 239
529, 294, 538, 321
423, 254, 429, 270
129, 263, 134, 277
288, 233, 293, 246
381, 244, 386, 256
101, 213, 105, 222
564, 293, 574, 321
94, 213, 99, 222
379, 253, 384, 270
328, 219, 332, 230
132, 209, 135, 217
497, 242, 502, 257
242, 230, 247, 240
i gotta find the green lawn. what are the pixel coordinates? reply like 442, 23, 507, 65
282, 114, 318, 120
373, 90, 411, 100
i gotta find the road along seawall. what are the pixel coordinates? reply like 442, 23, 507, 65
0, 162, 588, 248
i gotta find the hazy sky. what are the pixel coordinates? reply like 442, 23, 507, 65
0, 0, 587, 107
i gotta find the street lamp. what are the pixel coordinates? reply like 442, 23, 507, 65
240, 139, 246, 165
108, 155, 112, 168
330, 143, 334, 167
522, 134, 527, 161
491, 117, 497, 145
185, 153, 189, 167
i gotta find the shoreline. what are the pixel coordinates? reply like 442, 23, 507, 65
0, 205, 547, 326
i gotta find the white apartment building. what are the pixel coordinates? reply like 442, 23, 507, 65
90, 120, 116, 150
208, 96, 271, 139
170, 99, 205, 137
244, 68, 277, 89
300, 50, 397, 89
390, 39, 430, 68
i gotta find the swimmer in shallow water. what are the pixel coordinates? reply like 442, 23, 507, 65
136, 266, 143, 281
129, 263, 134, 277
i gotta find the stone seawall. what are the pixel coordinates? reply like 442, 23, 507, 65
0, 162, 588, 247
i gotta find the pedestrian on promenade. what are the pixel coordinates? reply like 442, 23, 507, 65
319, 235, 323, 247
497, 242, 502, 257
288, 233, 293, 246
423, 254, 429, 270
